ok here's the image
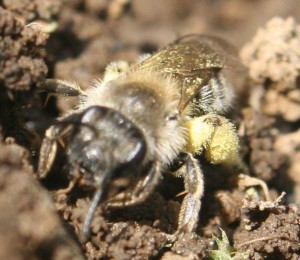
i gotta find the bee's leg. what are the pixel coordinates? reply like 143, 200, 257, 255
186, 114, 270, 200
185, 114, 241, 167
129, 161, 161, 205
82, 162, 161, 240
42, 79, 84, 96
106, 161, 161, 207
38, 125, 58, 178
176, 153, 204, 235
38, 123, 71, 178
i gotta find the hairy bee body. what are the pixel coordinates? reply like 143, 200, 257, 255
80, 71, 186, 164
38, 34, 242, 239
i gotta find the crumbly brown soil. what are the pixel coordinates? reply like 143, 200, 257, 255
0, 1, 300, 259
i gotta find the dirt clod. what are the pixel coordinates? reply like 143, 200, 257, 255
1, 0, 62, 23
234, 194, 300, 259
0, 143, 84, 260
0, 7, 48, 91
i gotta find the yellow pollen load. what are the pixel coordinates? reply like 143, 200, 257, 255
185, 115, 239, 165
184, 117, 215, 154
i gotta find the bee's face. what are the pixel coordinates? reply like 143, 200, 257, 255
61, 106, 148, 201
102, 79, 185, 163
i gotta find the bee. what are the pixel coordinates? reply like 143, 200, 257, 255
38, 34, 243, 240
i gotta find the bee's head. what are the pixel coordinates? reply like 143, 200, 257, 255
67, 106, 147, 200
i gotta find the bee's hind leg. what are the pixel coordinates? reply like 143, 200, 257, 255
167, 153, 204, 241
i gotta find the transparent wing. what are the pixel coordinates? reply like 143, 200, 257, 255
134, 34, 242, 113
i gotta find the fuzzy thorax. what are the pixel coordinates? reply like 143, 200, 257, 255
79, 70, 186, 165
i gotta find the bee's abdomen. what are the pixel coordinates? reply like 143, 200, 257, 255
192, 73, 234, 115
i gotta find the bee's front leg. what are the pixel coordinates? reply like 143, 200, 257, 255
38, 122, 72, 178
38, 125, 59, 178
106, 161, 162, 208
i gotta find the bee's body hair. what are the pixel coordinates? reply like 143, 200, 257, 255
79, 70, 186, 164
38, 34, 245, 241
191, 73, 234, 115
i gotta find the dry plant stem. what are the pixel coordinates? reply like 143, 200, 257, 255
238, 174, 271, 201
236, 234, 297, 249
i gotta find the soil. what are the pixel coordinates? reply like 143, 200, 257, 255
0, 1, 300, 259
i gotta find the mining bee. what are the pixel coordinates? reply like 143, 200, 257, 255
38, 34, 243, 240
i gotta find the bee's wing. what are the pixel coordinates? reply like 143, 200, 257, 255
134, 34, 242, 113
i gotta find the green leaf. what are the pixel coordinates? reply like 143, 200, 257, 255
209, 229, 249, 260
